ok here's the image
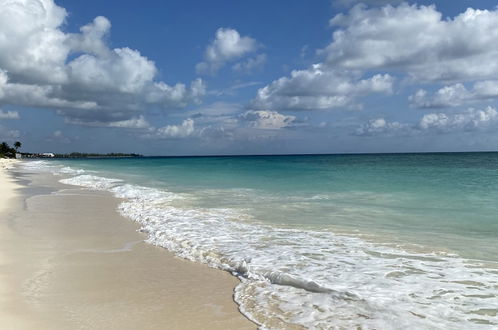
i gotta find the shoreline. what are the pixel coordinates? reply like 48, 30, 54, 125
0, 159, 30, 327
0, 160, 255, 329
0, 159, 19, 215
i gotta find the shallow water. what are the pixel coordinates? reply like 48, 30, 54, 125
22, 153, 498, 328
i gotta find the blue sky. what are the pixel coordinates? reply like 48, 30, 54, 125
2, 0, 498, 155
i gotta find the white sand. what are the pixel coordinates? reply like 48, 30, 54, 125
0, 163, 255, 329
0, 159, 33, 327
0, 159, 19, 214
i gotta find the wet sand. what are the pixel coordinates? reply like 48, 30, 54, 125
0, 163, 255, 329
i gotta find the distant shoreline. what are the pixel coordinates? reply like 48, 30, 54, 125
20, 152, 143, 159
28, 150, 498, 160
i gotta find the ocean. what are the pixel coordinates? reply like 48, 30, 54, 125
22, 153, 498, 329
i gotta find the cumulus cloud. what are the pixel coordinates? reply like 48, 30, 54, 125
252, 64, 393, 110
418, 107, 498, 132
0, 0, 68, 84
0, 0, 205, 126
356, 118, 407, 136
153, 119, 195, 139
410, 81, 498, 108
232, 54, 267, 74
144, 79, 205, 107
409, 85, 471, 108
325, 4, 498, 82
0, 110, 20, 120
239, 110, 296, 129
357, 107, 498, 136
253, 3, 498, 115
196, 28, 260, 75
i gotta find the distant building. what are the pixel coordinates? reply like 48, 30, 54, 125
41, 153, 55, 158
15, 153, 22, 159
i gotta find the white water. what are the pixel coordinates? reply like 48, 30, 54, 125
23, 161, 498, 329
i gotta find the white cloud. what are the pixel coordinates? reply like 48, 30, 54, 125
0, 110, 20, 120
154, 119, 195, 139
196, 28, 259, 75
356, 118, 407, 136
357, 107, 498, 136
473, 80, 498, 98
67, 47, 157, 94
232, 54, 267, 73
409, 84, 471, 108
252, 3, 498, 114
239, 110, 296, 129
0, 71, 99, 111
0, 0, 68, 84
145, 78, 205, 107
410, 81, 498, 108
65, 115, 152, 129
325, 4, 498, 82
68, 16, 112, 57
252, 64, 393, 110
0, 0, 205, 126
107, 116, 152, 129
418, 107, 498, 132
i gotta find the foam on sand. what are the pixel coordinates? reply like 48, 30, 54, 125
25, 161, 498, 329
4, 163, 255, 329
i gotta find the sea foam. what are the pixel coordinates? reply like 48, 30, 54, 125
22, 161, 498, 329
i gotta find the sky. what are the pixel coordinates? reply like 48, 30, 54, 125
2, 0, 498, 155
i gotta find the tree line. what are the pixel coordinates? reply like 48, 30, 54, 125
0, 141, 21, 158
1, 141, 143, 159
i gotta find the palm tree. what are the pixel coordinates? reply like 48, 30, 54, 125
0, 142, 9, 153
14, 141, 22, 151
1, 142, 11, 158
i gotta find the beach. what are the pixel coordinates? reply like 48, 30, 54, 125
3, 155, 498, 328
0, 159, 255, 329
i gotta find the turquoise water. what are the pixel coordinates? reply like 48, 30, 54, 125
50, 153, 498, 259
24, 153, 498, 329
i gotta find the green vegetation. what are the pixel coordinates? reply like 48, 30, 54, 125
2, 141, 142, 158
0, 141, 20, 158
54, 152, 143, 158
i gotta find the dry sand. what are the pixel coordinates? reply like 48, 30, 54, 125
0, 161, 256, 329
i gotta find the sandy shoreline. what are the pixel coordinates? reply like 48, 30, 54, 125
0, 159, 19, 214
0, 160, 255, 329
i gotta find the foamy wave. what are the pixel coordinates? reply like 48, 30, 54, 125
60, 175, 122, 190
21, 161, 87, 176
24, 164, 498, 329
59, 166, 86, 175
21, 160, 52, 171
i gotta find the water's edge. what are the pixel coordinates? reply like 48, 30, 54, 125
21, 160, 498, 329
